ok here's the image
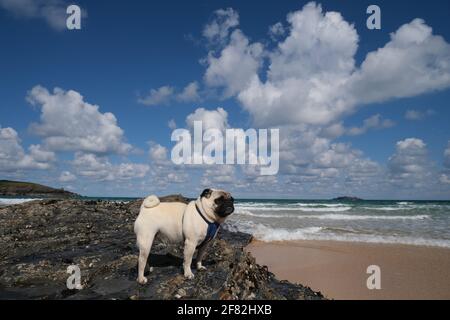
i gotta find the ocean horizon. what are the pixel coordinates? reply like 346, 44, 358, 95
2, 197, 449, 248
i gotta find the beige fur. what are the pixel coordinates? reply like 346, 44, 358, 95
134, 189, 233, 284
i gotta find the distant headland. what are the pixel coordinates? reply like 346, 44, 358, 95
331, 196, 363, 201
0, 180, 79, 198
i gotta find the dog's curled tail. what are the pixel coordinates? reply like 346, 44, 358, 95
142, 195, 160, 208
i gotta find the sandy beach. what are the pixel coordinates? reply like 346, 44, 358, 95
247, 240, 450, 300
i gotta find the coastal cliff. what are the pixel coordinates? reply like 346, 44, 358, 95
0, 198, 323, 300
0, 180, 79, 198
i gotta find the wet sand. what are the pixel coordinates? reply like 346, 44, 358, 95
246, 240, 450, 300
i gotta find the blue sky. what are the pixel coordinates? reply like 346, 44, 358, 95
1, 0, 450, 199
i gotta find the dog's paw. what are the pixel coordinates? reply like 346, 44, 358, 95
137, 276, 148, 285
184, 271, 195, 279
197, 265, 207, 271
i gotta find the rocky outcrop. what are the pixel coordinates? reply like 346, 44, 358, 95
0, 180, 79, 198
332, 196, 362, 202
0, 199, 323, 300
159, 194, 191, 204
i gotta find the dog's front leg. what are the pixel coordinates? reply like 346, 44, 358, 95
183, 239, 196, 279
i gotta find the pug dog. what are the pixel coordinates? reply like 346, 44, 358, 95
134, 188, 234, 284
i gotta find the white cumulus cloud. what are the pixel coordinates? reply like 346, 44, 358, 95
177, 81, 200, 102
186, 107, 228, 132
388, 138, 434, 187
347, 114, 395, 136
0, 125, 56, 171
405, 109, 435, 121
350, 19, 450, 105
149, 142, 169, 165
203, 3, 450, 128
139, 82, 202, 106
204, 30, 264, 98
59, 171, 76, 182
71, 153, 149, 181
268, 22, 285, 41
0, 0, 79, 31
27, 85, 132, 155
203, 8, 239, 44
138, 85, 174, 106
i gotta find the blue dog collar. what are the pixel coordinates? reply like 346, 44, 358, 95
195, 203, 220, 248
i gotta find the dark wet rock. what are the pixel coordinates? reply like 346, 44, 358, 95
0, 198, 324, 300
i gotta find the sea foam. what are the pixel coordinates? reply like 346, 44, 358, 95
235, 209, 429, 221
0, 198, 41, 206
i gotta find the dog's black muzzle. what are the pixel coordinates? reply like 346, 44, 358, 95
215, 198, 235, 217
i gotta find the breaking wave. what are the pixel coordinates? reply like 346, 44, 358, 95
225, 221, 450, 248
235, 209, 430, 221
235, 205, 352, 212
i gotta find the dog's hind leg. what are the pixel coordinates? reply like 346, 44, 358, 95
196, 242, 210, 271
136, 231, 155, 285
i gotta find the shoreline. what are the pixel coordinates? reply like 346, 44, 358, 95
0, 198, 323, 300
246, 239, 450, 300
2, 197, 449, 300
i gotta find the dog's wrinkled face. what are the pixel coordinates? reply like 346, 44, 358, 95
200, 188, 234, 218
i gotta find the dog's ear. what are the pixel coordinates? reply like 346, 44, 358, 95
200, 188, 212, 199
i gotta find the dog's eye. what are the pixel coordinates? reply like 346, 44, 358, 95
214, 196, 224, 204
